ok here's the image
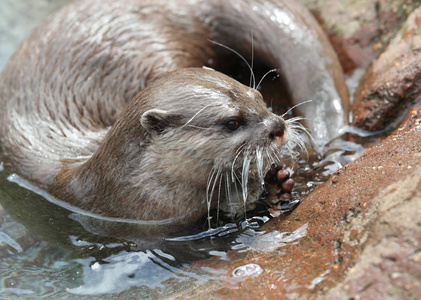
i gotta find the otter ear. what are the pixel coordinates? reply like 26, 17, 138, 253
140, 109, 179, 135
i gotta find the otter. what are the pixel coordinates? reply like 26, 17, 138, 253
0, 0, 348, 225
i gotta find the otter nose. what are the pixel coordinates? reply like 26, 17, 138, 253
271, 126, 285, 139
269, 122, 287, 146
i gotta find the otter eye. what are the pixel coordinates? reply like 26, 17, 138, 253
225, 119, 241, 132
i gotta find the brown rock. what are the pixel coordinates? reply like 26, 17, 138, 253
352, 7, 421, 131
299, 0, 419, 73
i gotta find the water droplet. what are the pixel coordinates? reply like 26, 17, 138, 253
91, 262, 101, 270
232, 263, 263, 277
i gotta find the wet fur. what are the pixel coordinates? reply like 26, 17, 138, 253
0, 0, 346, 224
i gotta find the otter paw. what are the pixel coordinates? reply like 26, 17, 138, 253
276, 169, 295, 200
265, 166, 296, 215
266, 168, 296, 197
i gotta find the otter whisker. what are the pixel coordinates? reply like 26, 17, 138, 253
182, 103, 214, 128
224, 172, 232, 211
216, 171, 223, 224
206, 168, 216, 201
241, 152, 251, 210
292, 131, 308, 150
232, 146, 245, 182
268, 149, 278, 166
235, 143, 247, 154
288, 121, 314, 151
206, 167, 218, 228
255, 146, 265, 186
294, 124, 314, 143
185, 125, 217, 131
250, 31, 254, 88
265, 147, 277, 166
231, 169, 242, 186
233, 171, 241, 204
284, 115, 314, 157
290, 140, 305, 157
270, 145, 284, 164
282, 100, 313, 118
211, 168, 223, 227
286, 116, 306, 123
256, 69, 278, 91
285, 146, 296, 162
208, 40, 256, 89
225, 167, 243, 216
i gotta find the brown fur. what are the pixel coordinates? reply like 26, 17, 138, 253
0, 0, 348, 223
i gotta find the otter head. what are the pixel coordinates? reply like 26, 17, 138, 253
139, 68, 301, 217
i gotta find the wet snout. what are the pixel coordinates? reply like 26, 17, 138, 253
268, 117, 289, 147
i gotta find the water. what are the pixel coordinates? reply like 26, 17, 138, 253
0, 178, 291, 298
0, 1, 379, 298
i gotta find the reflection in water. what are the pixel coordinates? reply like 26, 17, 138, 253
236, 223, 308, 253
0, 232, 22, 253
0, 240, 81, 297
70, 251, 178, 295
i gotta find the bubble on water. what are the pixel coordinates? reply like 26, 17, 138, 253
232, 263, 263, 278
91, 262, 101, 271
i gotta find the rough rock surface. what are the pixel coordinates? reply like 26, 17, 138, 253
352, 6, 421, 131
299, 0, 419, 74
